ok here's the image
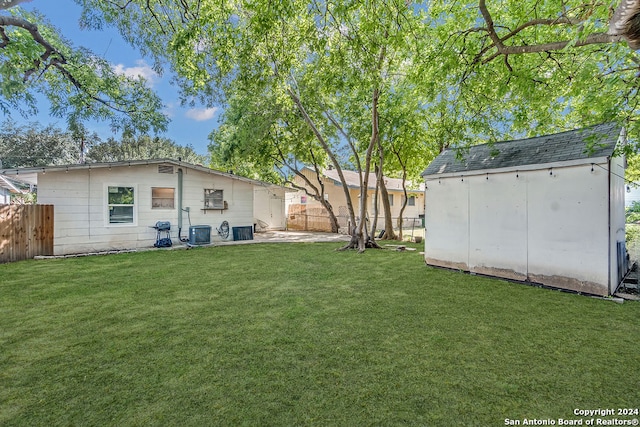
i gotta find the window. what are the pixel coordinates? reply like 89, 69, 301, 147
388, 194, 394, 206
403, 195, 416, 206
108, 186, 134, 224
152, 187, 175, 209
204, 189, 224, 209
408, 195, 416, 206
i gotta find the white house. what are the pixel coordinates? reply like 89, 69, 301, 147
0, 159, 289, 255
421, 123, 627, 297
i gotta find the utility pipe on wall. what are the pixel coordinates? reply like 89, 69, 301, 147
178, 167, 183, 231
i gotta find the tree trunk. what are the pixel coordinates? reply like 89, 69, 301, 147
396, 168, 409, 239
370, 165, 381, 238
375, 131, 396, 240
287, 88, 359, 238
378, 177, 397, 240
314, 195, 340, 233
338, 87, 383, 252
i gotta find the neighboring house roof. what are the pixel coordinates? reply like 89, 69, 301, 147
0, 174, 29, 194
422, 123, 622, 177
311, 167, 425, 191
0, 159, 291, 191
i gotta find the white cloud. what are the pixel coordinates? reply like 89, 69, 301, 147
162, 103, 176, 119
112, 59, 158, 85
185, 107, 219, 121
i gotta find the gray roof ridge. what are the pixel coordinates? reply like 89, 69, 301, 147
446, 122, 618, 151
422, 123, 621, 177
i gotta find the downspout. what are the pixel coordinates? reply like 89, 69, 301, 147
178, 167, 185, 242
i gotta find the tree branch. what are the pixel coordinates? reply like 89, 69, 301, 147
475, 0, 625, 65
0, 15, 141, 114
0, 0, 30, 11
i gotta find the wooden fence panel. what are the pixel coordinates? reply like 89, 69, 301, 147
287, 204, 333, 232
0, 204, 54, 263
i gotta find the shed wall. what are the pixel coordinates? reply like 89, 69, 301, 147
525, 165, 609, 294
468, 173, 528, 281
609, 155, 627, 293
424, 176, 469, 271
425, 162, 612, 295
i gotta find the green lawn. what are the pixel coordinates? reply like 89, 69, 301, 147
1, 243, 639, 426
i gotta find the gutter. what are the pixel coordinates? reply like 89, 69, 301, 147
422, 157, 610, 181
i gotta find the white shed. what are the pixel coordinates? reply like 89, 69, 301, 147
0, 159, 288, 255
421, 123, 627, 296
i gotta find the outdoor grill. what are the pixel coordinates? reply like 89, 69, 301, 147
151, 221, 172, 247
153, 221, 171, 231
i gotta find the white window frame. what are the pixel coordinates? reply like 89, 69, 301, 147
152, 187, 175, 209
204, 188, 224, 209
105, 184, 137, 226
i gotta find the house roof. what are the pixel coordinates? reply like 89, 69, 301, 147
422, 123, 623, 177
318, 168, 425, 191
0, 159, 292, 191
0, 174, 29, 194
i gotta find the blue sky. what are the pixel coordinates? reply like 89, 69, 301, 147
13, 0, 219, 155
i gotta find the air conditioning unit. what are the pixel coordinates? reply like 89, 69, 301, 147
232, 226, 254, 241
189, 225, 211, 245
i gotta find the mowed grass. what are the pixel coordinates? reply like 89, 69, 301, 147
1, 243, 639, 426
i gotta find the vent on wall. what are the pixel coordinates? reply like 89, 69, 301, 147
158, 165, 174, 174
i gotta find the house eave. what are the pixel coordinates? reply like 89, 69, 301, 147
0, 159, 289, 190
422, 156, 611, 181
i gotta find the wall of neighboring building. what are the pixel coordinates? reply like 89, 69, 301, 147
253, 187, 286, 230
0, 187, 9, 204
37, 164, 255, 255
286, 168, 425, 232
425, 162, 612, 296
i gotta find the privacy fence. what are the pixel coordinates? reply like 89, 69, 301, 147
287, 203, 424, 234
0, 204, 54, 263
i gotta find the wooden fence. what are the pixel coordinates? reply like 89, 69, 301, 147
0, 204, 54, 263
287, 204, 334, 232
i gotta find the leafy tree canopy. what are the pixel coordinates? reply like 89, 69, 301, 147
0, 1, 169, 134
87, 134, 207, 164
425, 0, 640, 153
74, 1, 640, 212
0, 119, 88, 167
0, 119, 205, 168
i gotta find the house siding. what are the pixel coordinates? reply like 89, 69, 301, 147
253, 187, 286, 230
37, 164, 257, 255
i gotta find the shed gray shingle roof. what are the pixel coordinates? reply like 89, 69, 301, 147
421, 123, 622, 177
